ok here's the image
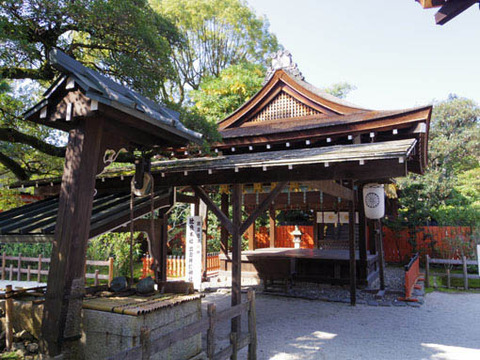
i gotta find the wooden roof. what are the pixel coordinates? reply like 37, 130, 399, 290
0, 189, 173, 243
24, 49, 201, 147
416, 0, 479, 25
215, 68, 431, 175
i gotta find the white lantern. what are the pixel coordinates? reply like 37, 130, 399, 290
363, 183, 385, 219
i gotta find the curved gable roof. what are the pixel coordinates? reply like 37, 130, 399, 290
218, 69, 369, 130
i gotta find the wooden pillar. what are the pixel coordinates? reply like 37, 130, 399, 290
375, 219, 386, 290
41, 119, 104, 357
269, 205, 276, 248
247, 211, 255, 250
313, 211, 319, 249
368, 219, 376, 254
348, 180, 356, 306
159, 212, 169, 282
231, 184, 242, 334
220, 193, 229, 256
357, 185, 368, 282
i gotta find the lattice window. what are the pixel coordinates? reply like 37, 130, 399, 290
249, 91, 321, 123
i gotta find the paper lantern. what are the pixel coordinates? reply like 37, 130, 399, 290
363, 183, 385, 219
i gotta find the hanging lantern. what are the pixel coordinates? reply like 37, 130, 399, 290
363, 183, 385, 219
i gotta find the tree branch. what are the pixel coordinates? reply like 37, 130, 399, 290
0, 127, 66, 157
0, 151, 29, 181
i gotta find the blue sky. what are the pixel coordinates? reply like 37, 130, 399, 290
247, 0, 480, 110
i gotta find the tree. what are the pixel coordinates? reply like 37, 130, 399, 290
0, 0, 180, 97
395, 95, 480, 226
190, 62, 265, 123
0, 0, 182, 181
150, 0, 279, 104
324, 82, 356, 99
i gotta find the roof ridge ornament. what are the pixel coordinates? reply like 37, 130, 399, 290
264, 50, 305, 84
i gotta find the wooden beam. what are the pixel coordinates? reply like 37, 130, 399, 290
304, 181, 353, 201
231, 184, 242, 334
348, 180, 356, 306
239, 182, 287, 235
192, 186, 234, 235
376, 220, 386, 291
220, 193, 229, 257
357, 185, 368, 281
41, 118, 105, 357
435, 0, 477, 25
149, 159, 407, 187
269, 206, 276, 248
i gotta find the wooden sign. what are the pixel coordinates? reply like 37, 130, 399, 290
316, 212, 359, 224
186, 216, 202, 290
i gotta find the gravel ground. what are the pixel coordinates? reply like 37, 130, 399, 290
201, 266, 480, 360
202, 291, 480, 360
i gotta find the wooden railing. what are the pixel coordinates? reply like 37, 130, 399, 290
143, 253, 221, 279
425, 255, 479, 290
399, 253, 424, 301
0, 253, 114, 286
109, 288, 257, 360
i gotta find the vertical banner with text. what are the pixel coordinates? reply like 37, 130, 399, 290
186, 216, 202, 290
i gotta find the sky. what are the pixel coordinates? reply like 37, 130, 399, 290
247, 0, 480, 110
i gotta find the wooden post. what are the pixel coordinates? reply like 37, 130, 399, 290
463, 255, 469, 290
5, 284, 14, 351
231, 184, 242, 334
1, 252, 5, 280
446, 268, 451, 288
17, 253, 21, 281
368, 220, 376, 254
313, 214, 318, 249
140, 327, 151, 360
230, 332, 238, 360
247, 289, 257, 360
38, 254, 42, 283
108, 257, 114, 287
41, 118, 105, 357
247, 215, 255, 251
94, 270, 100, 286
27, 265, 31, 282
348, 181, 356, 306
9, 264, 13, 281
376, 220, 386, 291
425, 255, 430, 288
221, 193, 229, 257
269, 206, 276, 248
207, 303, 216, 360
357, 185, 368, 282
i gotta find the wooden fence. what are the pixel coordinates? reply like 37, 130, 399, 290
109, 288, 257, 360
399, 253, 424, 301
382, 226, 474, 263
255, 225, 315, 249
425, 255, 480, 290
0, 253, 114, 286
142, 253, 221, 278
253, 225, 475, 264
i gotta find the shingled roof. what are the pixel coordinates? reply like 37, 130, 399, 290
25, 49, 201, 145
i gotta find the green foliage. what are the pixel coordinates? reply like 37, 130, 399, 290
323, 82, 357, 99
395, 95, 480, 227
190, 62, 265, 123
0, 0, 179, 98
87, 232, 142, 277
151, 0, 279, 104
0, 0, 181, 181
0, 243, 52, 258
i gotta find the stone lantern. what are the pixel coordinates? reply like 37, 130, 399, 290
291, 225, 303, 249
